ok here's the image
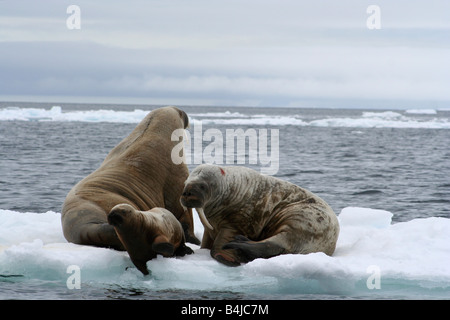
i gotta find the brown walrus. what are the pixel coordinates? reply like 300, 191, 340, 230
107, 204, 193, 275
61, 106, 200, 251
180, 164, 339, 266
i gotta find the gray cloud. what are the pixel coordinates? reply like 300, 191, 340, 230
1, 0, 449, 108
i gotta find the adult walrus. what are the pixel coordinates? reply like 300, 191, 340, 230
108, 204, 194, 275
180, 164, 339, 266
61, 106, 200, 250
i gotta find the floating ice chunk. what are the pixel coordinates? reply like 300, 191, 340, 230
362, 111, 404, 119
1, 107, 449, 129
0, 210, 65, 245
338, 207, 393, 229
405, 109, 437, 114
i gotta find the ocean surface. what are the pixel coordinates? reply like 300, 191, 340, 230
0, 102, 449, 300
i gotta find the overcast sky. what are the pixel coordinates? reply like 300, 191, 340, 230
1, 0, 449, 108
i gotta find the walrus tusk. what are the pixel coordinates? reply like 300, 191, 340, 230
196, 207, 213, 230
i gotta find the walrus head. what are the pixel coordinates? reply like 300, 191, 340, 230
108, 204, 178, 275
169, 106, 189, 129
180, 165, 228, 231
181, 180, 214, 230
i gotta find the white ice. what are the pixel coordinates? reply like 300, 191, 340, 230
0, 207, 449, 298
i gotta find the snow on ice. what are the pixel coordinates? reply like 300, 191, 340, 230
0, 207, 449, 298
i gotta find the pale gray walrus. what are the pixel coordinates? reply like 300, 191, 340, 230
108, 204, 193, 275
61, 106, 200, 253
180, 164, 340, 266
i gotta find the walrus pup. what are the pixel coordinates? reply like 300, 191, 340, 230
181, 164, 339, 266
61, 106, 200, 250
107, 204, 193, 275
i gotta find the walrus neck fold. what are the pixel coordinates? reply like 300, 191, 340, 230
196, 207, 214, 230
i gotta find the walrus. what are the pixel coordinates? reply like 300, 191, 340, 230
61, 106, 200, 250
107, 204, 193, 275
180, 164, 340, 266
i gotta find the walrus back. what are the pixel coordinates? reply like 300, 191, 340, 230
184, 164, 340, 262
61, 106, 199, 249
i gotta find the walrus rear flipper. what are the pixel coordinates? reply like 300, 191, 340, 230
62, 211, 124, 250
222, 235, 285, 263
80, 222, 125, 251
62, 200, 125, 250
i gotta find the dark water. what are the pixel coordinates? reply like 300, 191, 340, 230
1, 103, 449, 222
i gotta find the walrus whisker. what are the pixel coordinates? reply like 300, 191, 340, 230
196, 207, 213, 230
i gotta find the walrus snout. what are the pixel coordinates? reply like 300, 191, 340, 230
107, 210, 124, 227
107, 204, 134, 227
181, 183, 207, 208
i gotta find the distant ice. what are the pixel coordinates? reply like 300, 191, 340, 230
1, 106, 449, 129
405, 109, 437, 114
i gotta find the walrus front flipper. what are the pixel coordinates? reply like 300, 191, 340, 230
130, 258, 150, 276
152, 240, 194, 257
223, 235, 286, 262
174, 243, 194, 257
180, 221, 201, 245
152, 242, 175, 257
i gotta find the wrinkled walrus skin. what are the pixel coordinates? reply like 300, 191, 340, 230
61, 106, 200, 250
181, 164, 339, 266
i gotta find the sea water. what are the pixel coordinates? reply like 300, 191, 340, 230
0, 102, 449, 299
